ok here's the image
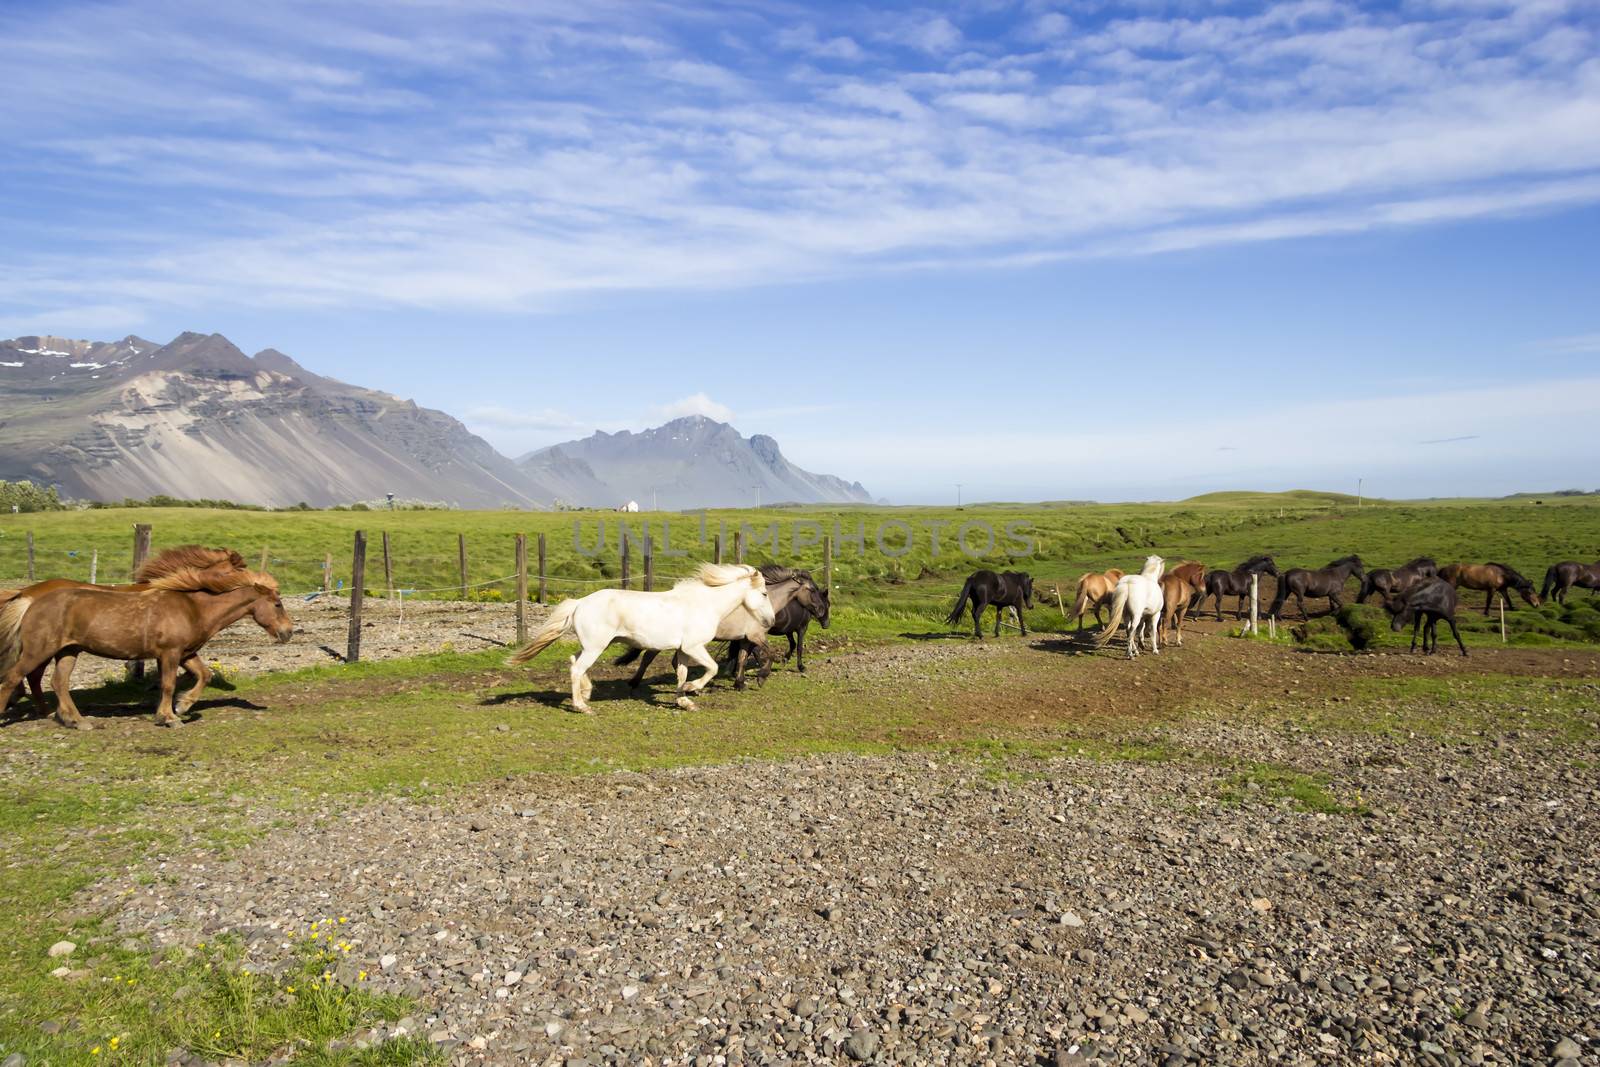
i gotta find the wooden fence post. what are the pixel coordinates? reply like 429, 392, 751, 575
457, 533, 469, 599
734, 529, 745, 564
713, 533, 723, 565
643, 533, 654, 592
322, 552, 332, 594
1499, 597, 1506, 644
25, 531, 35, 582
381, 532, 394, 600
347, 530, 366, 663
259, 545, 269, 573
128, 524, 152, 681
1249, 573, 1260, 636
515, 533, 529, 644
620, 529, 631, 590
537, 532, 547, 605
823, 535, 833, 595
89, 549, 98, 585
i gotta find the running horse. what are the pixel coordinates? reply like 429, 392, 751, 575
1356, 556, 1438, 604
1268, 556, 1364, 621
946, 570, 1034, 639
1540, 560, 1600, 604
0, 551, 292, 730
1070, 568, 1124, 629
1197, 555, 1277, 620
1094, 556, 1165, 659
1439, 562, 1541, 614
1159, 561, 1206, 646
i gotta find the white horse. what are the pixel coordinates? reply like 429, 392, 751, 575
509, 562, 773, 713
1095, 555, 1166, 659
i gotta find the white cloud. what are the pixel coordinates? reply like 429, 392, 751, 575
655, 393, 735, 423
463, 404, 590, 434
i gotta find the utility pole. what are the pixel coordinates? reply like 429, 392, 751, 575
751, 484, 762, 509
956, 483, 963, 509
1357, 478, 1363, 509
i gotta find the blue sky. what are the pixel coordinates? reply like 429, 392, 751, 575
2, 0, 1597, 502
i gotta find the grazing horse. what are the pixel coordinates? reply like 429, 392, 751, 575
1269, 556, 1364, 621
1, 546, 249, 715
1198, 555, 1277, 620
1158, 562, 1206, 646
947, 570, 1034, 639
1383, 578, 1468, 656
1094, 556, 1165, 659
1439, 562, 1541, 613
0, 563, 293, 730
726, 568, 831, 678
509, 563, 773, 713
1357, 556, 1438, 604
1540, 560, 1600, 604
1071, 569, 1125, 629
618, 565, 822, 690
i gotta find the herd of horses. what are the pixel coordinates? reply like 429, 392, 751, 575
1, 541, 1596, 726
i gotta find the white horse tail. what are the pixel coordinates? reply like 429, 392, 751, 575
0, 595, 31, 679
508, 598, 581, 665
1094, 583, 1130, 646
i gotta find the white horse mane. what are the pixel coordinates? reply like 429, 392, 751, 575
676, 562, 763, 589
1139, 555, 1165, 580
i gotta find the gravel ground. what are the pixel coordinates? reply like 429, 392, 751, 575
94, 723, 1600, 1066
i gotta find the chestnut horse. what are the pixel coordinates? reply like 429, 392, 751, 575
1158, 562, 1206, 646
1, 547, 249, 714
0, 557, 292, 730
1439, 562, 1541, 614
1540, 560, 1600, 604
1071, 569, 1124, 629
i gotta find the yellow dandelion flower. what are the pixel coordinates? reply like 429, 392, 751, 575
286, 985, 295, 993
338, 917, 347, 924
309, 932, 319, 940
358, 970, 367, 981
91, 1047, 101, 1056
197, 942, 205, 949
110, 1037, 120, 1047
127, 979, 136, 986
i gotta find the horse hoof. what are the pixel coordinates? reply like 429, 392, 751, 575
157, 717, 183, 728
57, 716, 92, 731
676, 696, 697, 711
569, 704, 593, 716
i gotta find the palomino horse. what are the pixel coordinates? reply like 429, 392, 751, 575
1383, 578, 1468, 657
1540, 560, 1600, 604
0, 561, 293, 730
510, 563, 773, 713
1197, 555, 1277, 620
1269, 556, 1364, 621
947, 570, 1034, 638
1, 546, 249, 714
1356, 556, 1438, 604
1159, 561, 1206, 646
1439, 562, 1541, 613
1095, 556, 1165, 659
618, 565, 822, 690
1071, 569, 1124, 629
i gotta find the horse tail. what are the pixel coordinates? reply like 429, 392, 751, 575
0, 595, 30, 680
1071, 574, 1094, 621
1540, 565, 1558, 601
508, 598, 580, 665
1094, 583, 1130, 646
945, 577, 976, 625
1267, 573, 1290, 617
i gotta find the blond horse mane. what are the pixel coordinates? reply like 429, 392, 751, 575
675, 562, 763, 589
135, 545, 247, 584
147, 567, 279, 596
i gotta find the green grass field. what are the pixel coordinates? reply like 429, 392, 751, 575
3, 492, 1600, 1064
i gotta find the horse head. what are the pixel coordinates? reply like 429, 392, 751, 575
248, 579, 295, 643
1140, 555, 1164, 580
800, 581, 832, 628
1383, 595, 1413, 631
742, 573, 776, 629
1016, 573, 1034, 609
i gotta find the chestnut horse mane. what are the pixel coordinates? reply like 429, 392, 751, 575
134, 545, 247, 584
147, 566, 279, 595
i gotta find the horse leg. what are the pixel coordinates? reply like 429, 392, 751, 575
153, 654, 182, 727
1410, 616, 1421, 653
1295, 591, 1308, 621
44, 654, 93, 731
1483, 589, 1494, 615
568, 645, 603, 715
629, 649, 658, 690
176, 654, 212, 716
27, 664, 48, 709
733, 643, 749, 691
1150, 612, 1160, 655
675, 643, 720, 710
794, 626, 808, 672
1017, 605, 1027, 636
994, 603, 1003, 638
1448, 616, 1468, 656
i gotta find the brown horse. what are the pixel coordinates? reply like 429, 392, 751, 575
1541, 560, 1600, 604
1071, 569, 1124, 629
0, 559, 292, 730
1439, 562, 1541, 614
1158, 563, 1207, 646
1, 547, 249, 714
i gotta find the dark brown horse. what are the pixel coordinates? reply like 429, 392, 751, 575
1, 547, 249, 714
1269, 555, 1364, 621
1439, 562, 1540, 613
0, 557, 292, 730
947, 570, 1033, 638
1540, 560, 1600, 604
1197, 555, 1277, 620
1383, 578, 1468, 656
1356, 556, 1438, 603
725, 569, 831, 677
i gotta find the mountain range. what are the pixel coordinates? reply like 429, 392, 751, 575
0, 332, 871, 509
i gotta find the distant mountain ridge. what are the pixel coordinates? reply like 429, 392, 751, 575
0, 331, 870, 509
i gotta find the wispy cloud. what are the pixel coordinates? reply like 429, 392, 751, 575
656, 393, 735, 423
1419, 435, 1482, 445
0, 0, 1597, 324
1533, 332, 1600, 355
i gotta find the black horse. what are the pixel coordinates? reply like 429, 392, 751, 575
1269, 555, 1364, 621
728, 578, 831, 675
1541, 560, 1600, 604
1196, 555, 1278, 620
1356, 556, 1438, 603
1383, 578, 1468, 656
947, 570, 1033, 638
